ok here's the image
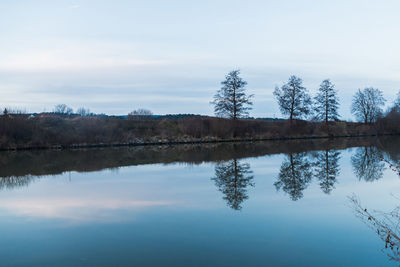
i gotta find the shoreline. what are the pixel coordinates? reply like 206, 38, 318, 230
1, 133, 398, 152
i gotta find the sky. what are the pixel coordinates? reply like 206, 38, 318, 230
1, 0, 400, 119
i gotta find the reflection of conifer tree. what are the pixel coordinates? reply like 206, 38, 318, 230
274, 153, 312, 201
351, 146, 385, 182
212, 159, 254, 210
313, 150, 341, 194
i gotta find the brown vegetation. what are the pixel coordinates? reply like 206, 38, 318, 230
0, 113, 397, 150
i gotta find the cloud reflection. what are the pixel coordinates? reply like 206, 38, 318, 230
0, 198, 173, 223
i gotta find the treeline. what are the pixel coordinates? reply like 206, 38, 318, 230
4, 70, 400, 124
212, 70, 399, 124
0, 114, 386, 150
1, 70, 400, 149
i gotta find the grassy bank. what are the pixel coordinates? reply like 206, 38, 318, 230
0, 114, 397, 150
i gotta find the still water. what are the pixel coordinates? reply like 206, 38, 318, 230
1, 137, 400, 266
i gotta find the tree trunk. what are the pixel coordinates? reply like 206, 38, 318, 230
290, 86, 295, 123
325, 91, 329, 124
232, 85, 237, 137
233, 85, 237, 121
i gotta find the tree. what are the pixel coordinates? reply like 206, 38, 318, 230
274, 75, 312, 121
77, 107, 91, 116
351, 146, 385, 182
212, 159, 254, 210
350, 195, 400, 262
211, 70, 253, 120
313, 79, 340, 123
53, 104, 73, 115
351, 87, 386, 123
313, 150, 341, 194
127, 108, 153, 120
0, 175, 35, 190
274, 152, 313, 201
391, 90, 400, 113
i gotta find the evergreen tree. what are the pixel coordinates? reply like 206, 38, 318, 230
211, 70, 253, 120
313, 150, 341, 194
314, 79, 340, 123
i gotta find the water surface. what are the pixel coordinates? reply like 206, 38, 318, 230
1, 137, 400, 266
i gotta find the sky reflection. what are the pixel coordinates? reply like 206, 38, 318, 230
1, 140, 400, 265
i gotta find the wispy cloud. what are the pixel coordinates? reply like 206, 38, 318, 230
0, 50, 166, 73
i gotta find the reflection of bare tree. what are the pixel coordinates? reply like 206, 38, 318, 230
382, 154, 400, 178
351, 146, 385, 182
387, 162, 400, 177
274, 153, 312, 201
349, 195, 400, 262
313, 150, 341, 194
212, 159, 254, 210
0, 175, 35, 190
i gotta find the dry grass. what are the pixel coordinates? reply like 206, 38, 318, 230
0, 114, 392, 149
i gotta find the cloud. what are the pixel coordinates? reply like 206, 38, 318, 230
0, 50, 166, 73
0, 39, 171, 74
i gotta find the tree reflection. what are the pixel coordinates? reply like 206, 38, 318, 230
349, 195, 400, 262
0, 175, 35, 190
313, 150, 341, 194
351, 146, 385, 182
274, 153, 313, 201
212, 159, 254, 210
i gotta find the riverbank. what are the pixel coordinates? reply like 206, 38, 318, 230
2, 133, 396, 151
0, 115, 397, 150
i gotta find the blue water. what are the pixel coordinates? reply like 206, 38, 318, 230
0, 144, 399, 266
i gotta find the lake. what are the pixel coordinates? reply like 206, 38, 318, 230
1, 137, 400, 266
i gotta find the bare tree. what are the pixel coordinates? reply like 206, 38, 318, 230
77, 107, 91, 116
351, 88, 386, 123
274, 152, 313, 201
211, 70, 253, 120
0, 175, 35, 190
351, 146, 385, 182
53, 104, 73, 115
391, 90, 400, 113
2, 107, 26, 115
274, 75, 311, 121
348, 155, 400, 263
313, 79, 340, 123
349, 195, 400, 262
